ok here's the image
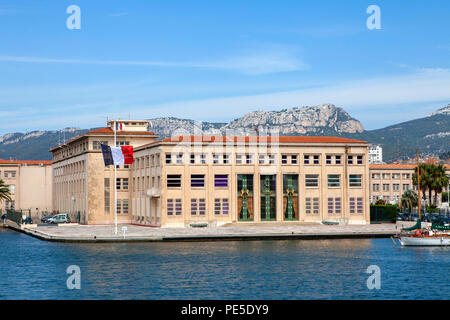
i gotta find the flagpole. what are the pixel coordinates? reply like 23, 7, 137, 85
114, 120, 118, 235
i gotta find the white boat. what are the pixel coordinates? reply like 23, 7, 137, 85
398, 234, 450, 246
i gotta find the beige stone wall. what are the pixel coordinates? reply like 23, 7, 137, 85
133, 142, 370, 227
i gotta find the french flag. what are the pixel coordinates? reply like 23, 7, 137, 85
101, 144, 134, 166
115, 122, 123, 131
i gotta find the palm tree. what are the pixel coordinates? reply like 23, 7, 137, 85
412, 163, 432, 205
0, 179, 12, 204
430, 164, 449, 204
400, 190, 418, 212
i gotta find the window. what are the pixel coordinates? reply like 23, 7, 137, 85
116, 141, 130, 147
328, 198, 341, 215
104, 178, 110, 215
282, 155, 288, 164
348, 155, 353, 165
214, 175, 228, 187
165, 153, 172, 164
116, 178, 129, 190
383, 184, 390, 191
357, 155, 363, 165
116, 199, 122, 214
382, 173, 390, 179
213, 154, 220, 164
372, 173, 380, 179
268, 154, 275, 164
349, 174, 362, 187
328, 198, 334, 214
199, 199, 206, 215
236, 154, 243, 164
326, 155, 332, 165
214, 199, 221, 215
305, 198, 312, 214
335, 155, 341, 165
327, 175, 340, 187
349, 197, 355, 214
291, 155, 297, 164
190, 154, 195, 164
93, 141, 108, 150
373, 184, 380, 192
200, 154, 206, 164
313, 155, 320, 165
402, 173, 410, 179
259, 154, 265, 164
305, 174, 319, 187
403, 184, 410, 191
8, 184, 15, 195
122, 199, 129, 214
176, 153, 183, 164
393, 184, 400, 191
222, 198, 229, 215
175, 199, 182, 215
191, 199, 198, 215
304, 155, 309, 165
191, 174, 205, 187
357, 197, 363, 214
167, 199, 174, 216
246, 154, 252, 164
223, 154, 230, 164
167, 174, 181, 188
392, 173, 400, 179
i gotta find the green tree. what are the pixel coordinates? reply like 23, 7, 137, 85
430, 164, 449, 204
400, 190, 418, 212
412, 163, 432, 205
0, 179, 11, 204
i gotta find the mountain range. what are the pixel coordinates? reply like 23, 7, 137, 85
0, 104, 448, 163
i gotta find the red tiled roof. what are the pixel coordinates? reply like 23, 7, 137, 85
0, 158, 52, 165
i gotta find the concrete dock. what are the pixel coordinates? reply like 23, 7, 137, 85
4, 221, 414, 242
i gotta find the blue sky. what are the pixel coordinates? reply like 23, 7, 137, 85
0, 0, 449, 134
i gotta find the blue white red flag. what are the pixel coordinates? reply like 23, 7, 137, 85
101, 144, 134, 166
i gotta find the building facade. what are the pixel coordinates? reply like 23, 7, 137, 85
131, 135, 371, 227
369, 164, 450, 205
50, 120, 157, 224
0, 159, 53, 215
368, 145, 383, 164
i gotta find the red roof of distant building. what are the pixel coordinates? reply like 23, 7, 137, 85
0, 158, 52, 165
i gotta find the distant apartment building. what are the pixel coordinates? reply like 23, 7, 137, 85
49, 120, 158, 224
369, 164, 450, 205
131, 135, 371, 227
0, 159, 52, 215
368, 145, 383, 164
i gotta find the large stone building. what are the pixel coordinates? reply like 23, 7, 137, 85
131, 135, 371, 227
49, 120, 157, 224
0, 159, 53, 215
369, 164, 450, 205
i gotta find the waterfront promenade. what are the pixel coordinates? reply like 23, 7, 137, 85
5, 221, 413, 242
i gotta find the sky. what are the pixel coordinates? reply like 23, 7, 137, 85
0, 0, 449, 135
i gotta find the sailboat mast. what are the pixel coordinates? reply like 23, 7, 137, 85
417, 149, 421, 220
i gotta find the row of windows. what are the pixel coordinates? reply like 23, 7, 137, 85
134, 154, 161, 169
92, 140, 130, 150
0, 171, 16, 179
371, 173, 411, 180
167, 174, 363, 188
116, 199, 129, 214
372, 183, 416, 192
166, 197, 363, 216
165, 153, 365, 165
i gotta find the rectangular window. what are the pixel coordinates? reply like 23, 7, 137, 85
175, 199, 182, 215
305, 174, 319, 187
190, 154, 195, 164
313, 198, 319, 214
269, 154, 275, 164
393, 184, 400, 191
335, 198, 341, 214
246, 154, 252, 164
176, 153, 183, 164
167, 199, 174, 216
373, 184, 380, 192
191, 199, 197, 215
348, 155, 353, 165
222, 198, 229, 215
93, 140, 108, 150
328, 198, 334, 214
116, 199, 122, 214
214, 199, 221, 215
327, 174, 340, 187
349, 174, 362, 187
214, 174, 228, 187
357, 197, 363, 214
236, 154, 243, 164
165, 153, 172, 164
104, 178, 110, 215
349, 197, 355, 214
122, 178, 129, 190
199, 199, 206, 215
116, 141, 130, 147
282, 155, 288, 164
223, 154, 229, 164
291, 155, 297, 164
122, 199, 129, 214
259, 154, 265, 164
335, 155, 341, 165
382, 173, 390, 179
304, 155, 309, 165
191, 174, 205, 187
305, 197, 312, 214
313, 155, 320, 165
392, 173, 400, 179
357, 155, 363, 165
372, 173, 380, 179
383, 184, 390, 191
213, 154, 219, 164
403, 184, 410, 191
402, 173, 410, 179
200, 154, 206, 164
167, 174, 181, 188
326, 155, 332, 165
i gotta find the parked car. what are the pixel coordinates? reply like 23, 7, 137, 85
41, 215, 55, 223
47, 213, 71, 224
22, 217, 33, 224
